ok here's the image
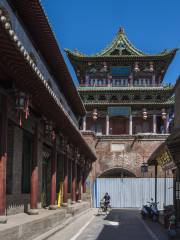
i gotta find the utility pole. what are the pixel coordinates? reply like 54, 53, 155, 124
155, 163, 158, 203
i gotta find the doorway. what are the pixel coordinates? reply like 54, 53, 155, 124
109, 116, 129, 135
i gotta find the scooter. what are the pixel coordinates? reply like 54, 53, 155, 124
141, 204, 151, 220
141, 199, 159, 222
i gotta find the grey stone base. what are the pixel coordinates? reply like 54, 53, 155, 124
71, 201, 76, 204
61, 203, 68, 207
0, 209, 66, 240
0, 202, 90, 240
28, 209, 39, 215
49, 205, 58, 210
67, 201, 90, 216
0, 216, 7, 224
77, 200, 82, 203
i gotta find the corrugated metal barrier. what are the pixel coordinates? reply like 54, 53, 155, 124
94, 178, 173, 210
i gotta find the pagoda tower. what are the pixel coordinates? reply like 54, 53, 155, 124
65, 28, 177, 178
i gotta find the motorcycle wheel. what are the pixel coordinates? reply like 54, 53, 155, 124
152, 215, 158, 222
141, 212, 146, 220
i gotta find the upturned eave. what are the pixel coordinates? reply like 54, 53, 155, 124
65, 48, 177, 61
8, 0, 86, 116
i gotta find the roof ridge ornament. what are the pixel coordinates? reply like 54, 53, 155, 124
119, 27, 125, 34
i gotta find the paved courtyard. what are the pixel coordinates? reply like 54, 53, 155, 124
47, 209, 169, 240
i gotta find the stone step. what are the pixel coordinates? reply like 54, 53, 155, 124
0, 202, 90, 240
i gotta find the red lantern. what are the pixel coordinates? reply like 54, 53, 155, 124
161, 109, 167, 120
142, 108, 147, 120
92, 109, 98, 120
103, 62, 107, 70
134, 62, 140, 72
15, 91, 30, 126
149, 62, 154, 72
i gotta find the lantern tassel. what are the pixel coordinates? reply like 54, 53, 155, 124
19, 111, 22, 127
25, 97, 29, 119
51, 130, 56, 141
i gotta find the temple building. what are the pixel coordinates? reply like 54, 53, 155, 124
0, 0, 96, 223
66, 28, 176, 137
65, 28, 177, 180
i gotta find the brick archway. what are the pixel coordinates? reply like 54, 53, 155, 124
98, 167, 136, 178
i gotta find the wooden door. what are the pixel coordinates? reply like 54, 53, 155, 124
110, 117, 128, 135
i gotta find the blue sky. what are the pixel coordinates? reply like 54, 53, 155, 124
42, 0, 180, 85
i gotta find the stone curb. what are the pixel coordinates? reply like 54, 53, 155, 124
34, 207, 92, 240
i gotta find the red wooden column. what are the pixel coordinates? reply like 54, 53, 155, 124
71, 161, 77, 204
77, 164, 82, 202
29, 124, 39, 215
0, 95, 7, 223
82, 172, 86, 194
63, 154, 68, 206
50, 139, 57, 209
82, 159, 87, 194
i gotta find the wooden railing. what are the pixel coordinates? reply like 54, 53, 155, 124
79, 83, 172, 88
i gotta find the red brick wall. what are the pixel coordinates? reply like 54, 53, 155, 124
82, 132, 171, 180
94, 139, 167, 178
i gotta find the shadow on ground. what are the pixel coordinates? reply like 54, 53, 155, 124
95, 209, 169, 240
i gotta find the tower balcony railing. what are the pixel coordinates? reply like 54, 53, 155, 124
82, 131, 170, 140
96, 133, 170, 140
79, 83, 173, 88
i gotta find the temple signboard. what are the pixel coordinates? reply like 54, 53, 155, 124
108, 106, 131, 117
156, 146, 174, 169
111, 66, 131, 76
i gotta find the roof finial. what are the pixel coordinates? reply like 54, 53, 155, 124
119, 27, 125, 34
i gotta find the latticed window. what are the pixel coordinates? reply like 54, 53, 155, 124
99, 95, 106, 101
22, 131, 33, 194
145, 95, 152, 100
6, 121, 14, 194
134, 95, 141, 100
87, 95, 95, 101
110, 95, 118, 101
122, 96, 129, 101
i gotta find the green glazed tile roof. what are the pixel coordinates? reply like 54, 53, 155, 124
83, 99, 174, 106
78, 86, 174, 92
65, 28, 177, 59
